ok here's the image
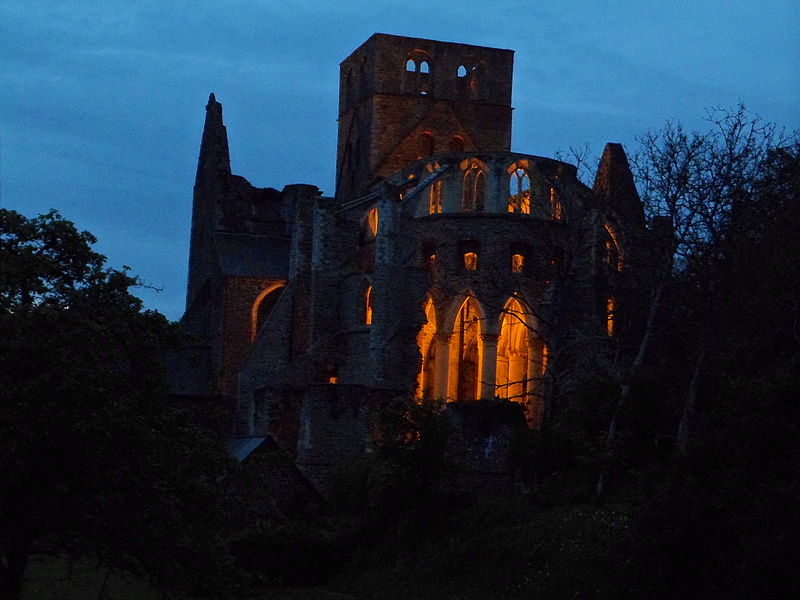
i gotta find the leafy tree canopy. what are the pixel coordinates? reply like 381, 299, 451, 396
0, 209, 238, 599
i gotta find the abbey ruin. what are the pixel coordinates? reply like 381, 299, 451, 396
173, 34, 657, 490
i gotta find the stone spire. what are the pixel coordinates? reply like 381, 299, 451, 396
186, 94, 231, 312
593, 143, 644, 224
195, 93, 231, 186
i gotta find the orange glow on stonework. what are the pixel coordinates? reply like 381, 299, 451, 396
365, 285, 373, 325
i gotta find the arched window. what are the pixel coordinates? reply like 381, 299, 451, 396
606, 297, 615, 336
550, 187, 563, 221
405, 52, 433, 95
452, 297, 484, 401
508, 165, 531, 214
416, 298, 437, 399
449, 135, 465, 151
495, 297, 531, 404
462, 164, 485, 212
251, 284, 285, 341
463, 251, 478, 271
364, 284, 373, 325
604, 223, 623, 271
457, 65, 467, 78
364, 206, 379, 239
425, 162, 442, 214
428, 180, 443, 214
511, 253, 525, 273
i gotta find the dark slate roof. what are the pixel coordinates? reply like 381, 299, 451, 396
226, 437, 268, 462
213, 232, 289, 279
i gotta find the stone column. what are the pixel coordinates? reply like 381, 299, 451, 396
479, 333, 499, 400
433, 332, 451, 400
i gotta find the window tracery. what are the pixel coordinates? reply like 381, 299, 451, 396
508, 164, 531, 214
462, 164, 485, 211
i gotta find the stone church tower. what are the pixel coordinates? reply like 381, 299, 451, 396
174, 34, 653, 492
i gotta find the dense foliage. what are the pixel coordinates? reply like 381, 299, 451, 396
3, 106, 797, 599
0, 210, 238, 599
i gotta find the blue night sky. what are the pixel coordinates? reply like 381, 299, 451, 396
2, 1, 798, 320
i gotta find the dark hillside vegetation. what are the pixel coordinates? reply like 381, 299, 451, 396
4, 110, 798, 599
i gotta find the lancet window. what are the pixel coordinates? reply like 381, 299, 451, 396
508, 164, 531, 214
462, 164, 485, 212
453, 297, 483, 401
495, 297, 531, 404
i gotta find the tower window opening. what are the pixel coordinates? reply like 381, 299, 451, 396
420, 60, 430, 73
457, 65, 467, 78
511, 253, 525, 273
406, 59, 416, 72
464, 252, 478, 271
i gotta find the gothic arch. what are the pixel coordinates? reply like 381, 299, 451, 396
445, 293, 487, 401
250, 283, 285, 341
495, 296, 533, 404
460, 158, 487, 212
507, 161, 531, 214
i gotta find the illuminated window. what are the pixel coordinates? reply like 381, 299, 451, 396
511, 253, 525, 273
606, 297, 615, 336
428, 180, 443, 214
453, 297, 483, 401
365, 206, 378, 238
495, 297, 532, 403
462, 165, 485, 212
550, 188, 563, 221
364, 285, 373, 325
508, 167, 531, 214
464, 252, 478, 271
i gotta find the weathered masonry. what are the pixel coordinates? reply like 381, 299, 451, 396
173, 34, 655, 491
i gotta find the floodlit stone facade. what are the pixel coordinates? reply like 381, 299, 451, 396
176, 34, 654, 491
